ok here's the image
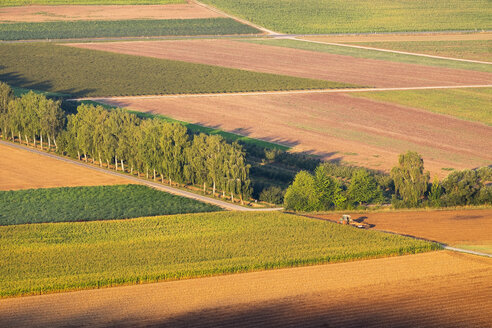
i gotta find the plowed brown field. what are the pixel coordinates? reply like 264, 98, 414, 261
0, 142, 131, 190
1, 251, 490, 327
313, 209, 492, 246
100, 92, 492, 175
0, 4, 222, 23
303, 32, 492, 43
70, 40, 492, 87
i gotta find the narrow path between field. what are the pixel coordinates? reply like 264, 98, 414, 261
0, 141, 282, 212
68, 84, 492, 101
292, 37, 492, 65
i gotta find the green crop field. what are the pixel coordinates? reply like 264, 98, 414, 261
0, 0, 184, 5
201, 0, 491, 34
353, 88, 492, 126
0, 18, 259, 41
243, 39, 492, 73
0, 184, 221, 225
0, 211, 440, 297
351, 40, 492, 63
0, 43, 354, 97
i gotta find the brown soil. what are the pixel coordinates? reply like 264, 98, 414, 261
303, 32, 492, 43
313, 209, 492, 246
69, 39, 492, 88
1, 251, 490, 327
0, 142, 131, 190
100, 92, 492, 176
0, 4, 222, 23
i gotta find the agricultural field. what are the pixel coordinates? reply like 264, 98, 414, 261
0, 0, 184, 5
1, 251, 490, 327
353, 87, 492, 126
0, 18, 260, 40
200, 0, 491, 34
349, 40, 492, 63
0, 211, 438, 297
101, 91, 492, 175
0, 43, 349, 97
71, 39, 492, 87
0, 184, 222, 225
0, 4, 221, 23
313, 209, 492, 254
0, 142, 130, 190
247, 38, 492, 73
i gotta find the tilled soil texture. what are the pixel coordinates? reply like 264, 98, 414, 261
303, 32, 492, 43
100, 92, 492, 175
0, 4, 223, 23
313, 209, 492, 247
0, 143, 131, 190
70, 40, 492, 88
1, 251, 490, 328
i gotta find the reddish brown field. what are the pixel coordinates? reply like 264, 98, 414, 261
303, 32, 492, 43
0, 142, 131, 190
313, 209, 492, 247
1, 251, 490, 327
100, 92, 492, 175
70, 39, 492, 88
0, 4, 222, 23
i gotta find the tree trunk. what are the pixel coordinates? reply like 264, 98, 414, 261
153, 169, 156, 181
99, 155, 102, 168
146, 168, 149, 179
115, 155, 118, 171
106, 159, 110, 168
33, 135, 36, 148
169, 178, 172, 186
77, 151, 81, 161
131, 166, 134, 175
40, 134, 43, 150
240, 194, 244, 205
203, 182, 206, 194
121, 160, 124, 172
53, 136, 57, 150
18, 132, 21, 144
25, 135, 29, 146
84, 153, 87, 162
48, 136, 51, 151
161, 174, 164, 183
213, 181, 216, 196
231, 192, 234, 203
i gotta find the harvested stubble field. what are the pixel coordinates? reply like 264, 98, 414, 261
0, 4, 221, 23
101, 92, 492, 175
302, 32, 492, 43
0, 211, 438, 298
0, 142, 130, 190
313, 209, 492, 250
1, 251, 490, 327
71, 39, 492, 87
0, 0, 184, 4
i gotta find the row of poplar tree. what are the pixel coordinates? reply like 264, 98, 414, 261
0, 82, 252, 202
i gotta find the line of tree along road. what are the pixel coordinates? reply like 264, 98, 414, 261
0, 82, 251, 203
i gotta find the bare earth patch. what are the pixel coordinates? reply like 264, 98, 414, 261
70, 39, 492, 88
0, 4, 222, 23
100, 92, 492, 175
313, 209, 492, 247
0, 251, 490, 327
0, 142, 131, 190
303, 32, 492, 43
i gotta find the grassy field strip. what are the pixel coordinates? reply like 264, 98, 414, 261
193, 0, 278, 35
444, 246, 492, 258
0, 211, 438, 297
0, 140, 278, 211
70, 84, 492, 101
294, 37, 492, 65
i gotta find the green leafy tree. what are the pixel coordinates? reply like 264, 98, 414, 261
428, 177, 443, 207
391, 151, 430, 208
284, 171, 320, 211
259, 186, 284, 205
347, 169, 383, 206
314, 164, 345, 210
0, 82, 14, 139
441, 169, 487, 206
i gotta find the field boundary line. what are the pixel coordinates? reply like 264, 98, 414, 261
0, 140, 282, 212
192, 0, 279, 35
68, 84, 492, 101
443, 246, 492, 258
293, 37, 492, 65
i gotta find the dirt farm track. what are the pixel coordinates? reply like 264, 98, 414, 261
1, 251, 490, 328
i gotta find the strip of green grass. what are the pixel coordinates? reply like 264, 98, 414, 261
243, 39, 492, 73
0, 184, 222, 225
0, 43, 355, 97
454, 244, 492, 255
352, 40, 492, 63
201, 0, 491, 34
0, 211, 440, 297
353, 88, 492, 126
0, 0, 184, 5
0, 18, 259, 41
